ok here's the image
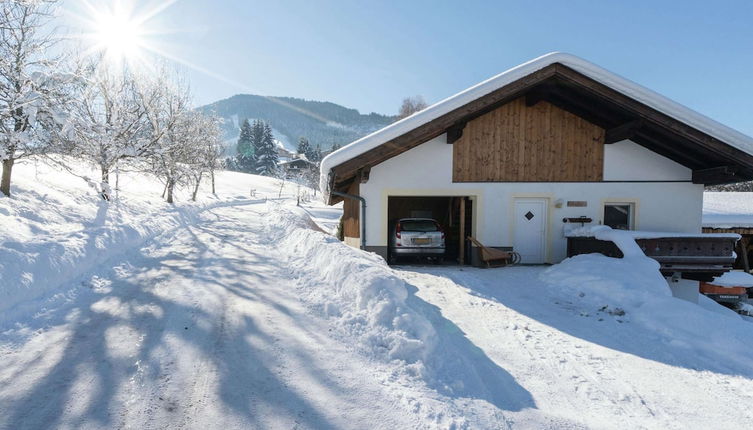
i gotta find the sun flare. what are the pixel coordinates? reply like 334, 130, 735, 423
94, 11, 144, 62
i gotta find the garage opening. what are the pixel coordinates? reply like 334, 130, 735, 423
387, 196, 473, 264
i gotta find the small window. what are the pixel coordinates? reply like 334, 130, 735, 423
604, 203, 634, 230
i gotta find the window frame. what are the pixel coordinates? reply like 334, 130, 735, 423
602, 202, 636, 231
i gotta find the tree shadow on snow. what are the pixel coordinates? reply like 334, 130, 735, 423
410, 266, 753, 379
402, 282, 537, 412
1, 210, 344, 430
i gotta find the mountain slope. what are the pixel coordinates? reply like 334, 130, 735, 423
199, 94, 395, 153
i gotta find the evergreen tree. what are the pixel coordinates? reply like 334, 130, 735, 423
236, 153, 256, 172
254, 121, 279, 176
236, 119, 254, 157
251, 119, 265, 157
310, 144, 323, 162
233, 119, 257, 173
297, 137, 311, 158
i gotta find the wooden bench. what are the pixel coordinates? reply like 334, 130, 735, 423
467, 236, 521, 268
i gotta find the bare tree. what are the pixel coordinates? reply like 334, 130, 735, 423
143, 74, 196, 204
188, 113, 223, 201
0, 0, 70, 197
206, 115, 224, 195
396, 95, 428, 120
64, 57, 161, 200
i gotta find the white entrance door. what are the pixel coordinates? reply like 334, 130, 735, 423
513, 198, 548, 264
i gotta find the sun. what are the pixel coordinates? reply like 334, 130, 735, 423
67, 0, 160, 67
93, 11, 144, 62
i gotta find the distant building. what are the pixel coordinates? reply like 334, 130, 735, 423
279, 157, 317, 175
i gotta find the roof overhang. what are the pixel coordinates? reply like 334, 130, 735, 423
321, 53, 753, 204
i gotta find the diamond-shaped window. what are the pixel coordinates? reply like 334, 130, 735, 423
524, 211, 535, 221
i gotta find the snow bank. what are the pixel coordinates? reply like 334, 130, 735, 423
542, 235, 753, 373
264, 206, 437, 373
547, 225, 670, 310
541, 254, 670, 312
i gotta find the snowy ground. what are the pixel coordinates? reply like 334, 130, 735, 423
3, 159, 753, 429
0, 204, 422, 429
398, 265, 753, 429
703, 191, 753, 228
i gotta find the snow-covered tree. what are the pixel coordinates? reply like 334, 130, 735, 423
309, 143, 323, 162
188, 113, 223, 200
254, 121, 278, 176
142, 75, 195, 204
0, 0, 71, 197
297, 136, 311, 158
65, 59, 156, 200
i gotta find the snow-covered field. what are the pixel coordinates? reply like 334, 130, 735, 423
0, 158, 339, 324
3, 159, 753, 429
704, 191, 753, 228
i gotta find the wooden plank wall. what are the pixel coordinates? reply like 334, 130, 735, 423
453, 97, 605, 182
342, 181, 360, 238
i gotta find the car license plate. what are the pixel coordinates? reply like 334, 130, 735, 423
413, 238, 431, 245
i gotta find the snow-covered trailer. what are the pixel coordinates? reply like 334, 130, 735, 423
567, 233, 738, 280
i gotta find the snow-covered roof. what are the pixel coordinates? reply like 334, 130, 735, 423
320, 52, 753, 197
703, 192, 753, 229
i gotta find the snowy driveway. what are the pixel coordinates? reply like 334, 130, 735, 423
0, 203, 417, 430
397, 265, 753, 429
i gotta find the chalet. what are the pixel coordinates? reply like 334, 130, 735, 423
279, 157, 316, 175
319, 53, 753, 270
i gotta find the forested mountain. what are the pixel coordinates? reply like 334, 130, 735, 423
199, 94, 395, 153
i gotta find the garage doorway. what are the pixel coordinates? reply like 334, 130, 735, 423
387, 196, 473, 264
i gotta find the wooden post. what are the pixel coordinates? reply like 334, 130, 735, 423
459, 198, 466, 265
740, 237, 751, 273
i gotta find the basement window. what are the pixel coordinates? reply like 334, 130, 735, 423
604, 203, 634, 230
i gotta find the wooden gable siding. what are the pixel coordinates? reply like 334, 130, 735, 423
342, 181, 360, 238
452, 97, 606, 182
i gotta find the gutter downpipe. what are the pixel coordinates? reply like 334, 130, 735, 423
331, 190, 366, 250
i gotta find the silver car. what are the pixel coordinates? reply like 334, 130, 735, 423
388, 218, 445, 263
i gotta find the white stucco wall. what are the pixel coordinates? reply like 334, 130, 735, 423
604, 140, 692, 181
359, 134, 704, 263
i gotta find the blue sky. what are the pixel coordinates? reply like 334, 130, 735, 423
66, 0, 753, 134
